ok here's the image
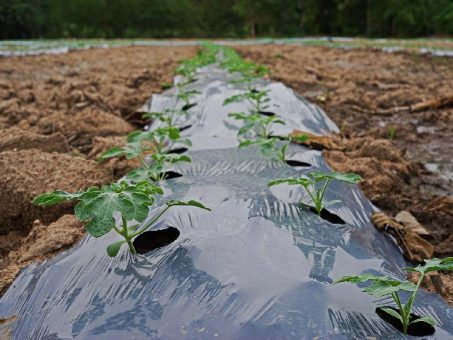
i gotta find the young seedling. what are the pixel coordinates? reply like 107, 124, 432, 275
333, 257, 453, 334
224, 88, 271, 114
228, 112, 309, 162
268, 171, 362, 215
98, 128, 191, 182
238, 137, 287, 161
33, 181, 210, 257
142, 108, 190, 130
387, 125, 397, 141
127, 152, 191, 182
177, 89, 201, 110
220, 47, 269, 88
176, 43, 219, 83
229, 112, 284, 139
239, 134, 309, 163
99, 127, 189, 164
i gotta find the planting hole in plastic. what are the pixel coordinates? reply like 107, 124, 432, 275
178, 125, 192, 132
133, 227, 180, 254
285, 160, 312, 167
375, 307, 435, 336
309, 207, 345, 225
259, 111, 276, 117
158, 171, 183, 180
182, 103, 196, 111
166, 147, 189, 154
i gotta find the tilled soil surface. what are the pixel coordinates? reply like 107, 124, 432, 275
238, 45, 453, 303
0, 45, 196, 295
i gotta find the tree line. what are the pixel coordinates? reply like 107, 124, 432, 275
1, 0, 452, 39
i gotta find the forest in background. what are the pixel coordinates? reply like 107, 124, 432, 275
1, 0, 453, 39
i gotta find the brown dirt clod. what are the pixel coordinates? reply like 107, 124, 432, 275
0, 149, 113, 236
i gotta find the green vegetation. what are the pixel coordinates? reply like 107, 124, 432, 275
33, 46, 220, 256
224, 88, 271, 113
219, 47, 309, 162
334, 258, 453, 334
98, 127, 191, 182
268, 171, 362, 215
1, 1, 453, 39
176, 43, 220, 81
33, 181, 210, 256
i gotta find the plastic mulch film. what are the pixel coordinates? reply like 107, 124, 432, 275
0, 64, 452, 340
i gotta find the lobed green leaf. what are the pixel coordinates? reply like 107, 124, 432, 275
406, 257, 453, 275
33, 191, 82, 207
166, 200, 211, 211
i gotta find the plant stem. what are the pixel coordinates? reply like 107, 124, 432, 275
130, 205, 171, 238
303, 184, 319, 214
402, 272, 425, 333
121, 215, 136, 254
391, 292, 408, 333
316, 178, 331, 215
137, 154, 149, 170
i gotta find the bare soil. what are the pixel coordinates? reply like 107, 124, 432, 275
238, 45, 453, 302
0, 46, 196, 295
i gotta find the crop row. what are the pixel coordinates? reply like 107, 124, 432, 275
33, 44, 452, 335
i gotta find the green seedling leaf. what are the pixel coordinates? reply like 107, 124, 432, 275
334, 274, 416, 297
364, 279, 416, 297
328, 172, 363, 184
323, 200, 342, 208
126, 167, 152, 182
167, 127, 181, 141
74, 181, 159, 237
410, 316, 436, 326
269, 171, 361, 214
166, 200, 211, 211
224, 94, 246, 106
406, 257, 453, 275
238, 140, 256, 148
98, 146, 126, 161
228, 112, 250, 120
106, 240, 126, 257
381, 307, 404, 324
179, 138, 192, 147
33, 190, 83, 207
151, 153, 191, 164
98, 142, 143, 161
268, 177, 313, 188
333, 273, 387, 284
127, 130, 154, 143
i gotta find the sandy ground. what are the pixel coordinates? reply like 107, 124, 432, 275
0, 44, 452, 306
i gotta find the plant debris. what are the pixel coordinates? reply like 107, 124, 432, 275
372, 211, 434, 263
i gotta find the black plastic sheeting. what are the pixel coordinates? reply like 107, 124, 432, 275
1, 64, 452, 339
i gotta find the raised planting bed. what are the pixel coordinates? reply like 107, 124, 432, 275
0, 45, 452, 339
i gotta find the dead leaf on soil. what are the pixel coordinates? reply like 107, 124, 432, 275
290, 129, 339, 150
372, 211, 434, 263
395, 211, 431, 237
